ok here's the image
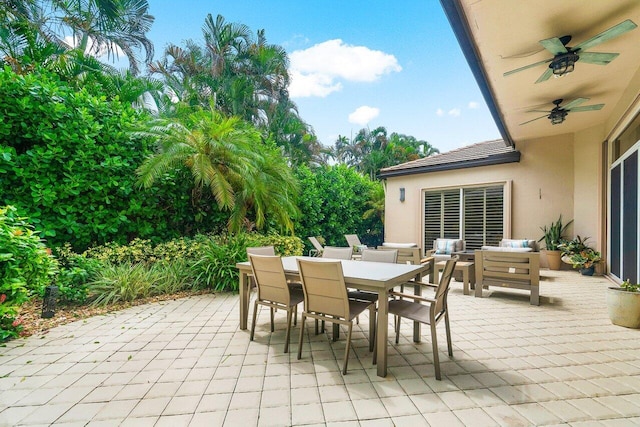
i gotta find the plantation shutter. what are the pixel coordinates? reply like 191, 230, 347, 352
424, 185, 504, 250
463, 186, 504, 249
424, 189, 461, 246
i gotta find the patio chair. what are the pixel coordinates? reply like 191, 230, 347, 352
246, 246, 276, 256
249, 254, 304, 353
308, 236, 324, 257
348, 248, 398, 346
296, 259, 376, 374
388, 256, 457, 380
344, 234, 369, 252
321, 246, 353, 260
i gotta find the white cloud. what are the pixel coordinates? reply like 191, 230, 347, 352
288, 39, 402, 98
468, 101, 479, 109
348, 106, 380, 126
448, 108, 461, 117
436, 108, 444, 117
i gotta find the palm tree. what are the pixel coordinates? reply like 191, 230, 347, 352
136, 108, 298, 233
1, 0, 154, 74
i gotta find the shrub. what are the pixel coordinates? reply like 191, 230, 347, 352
52, 244, 103, 304
294, 165, 383, 252
1, 206, 57, 340
0, 67, 229, 251
87, 263, 161, 306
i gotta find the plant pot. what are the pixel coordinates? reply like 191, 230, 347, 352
606, 287, 640, 329
579, 266, 595, 276
543, 250, 562, 270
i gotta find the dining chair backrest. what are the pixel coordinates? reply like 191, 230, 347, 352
434, 257, 457, 314
308, 237, 324, 252
344, 234, 362, 248
322, 246, 353, 260
377, 246, 421, 264
247, 246, 276, 256
297, 259, 350, 319
360, 248, 398, 263
249, 254, 290, 305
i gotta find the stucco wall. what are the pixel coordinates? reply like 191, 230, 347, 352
384, 134, 580, 254
573, 125, 605, 252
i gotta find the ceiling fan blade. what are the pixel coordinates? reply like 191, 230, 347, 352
578, 51, 619, 65
526, 109, 552, 113
534, 68, 554, 84
503, 59, 552, 77
562, 98, 589, 110
520, 115, 548, 125
574, 19, 638, 52
539, 37, 568, 55
568, 104, 605, 112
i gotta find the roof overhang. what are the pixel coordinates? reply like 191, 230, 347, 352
439, 0, 640, 145
379, 149, 520, 178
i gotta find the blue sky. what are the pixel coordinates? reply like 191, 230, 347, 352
144, 0, 500, 153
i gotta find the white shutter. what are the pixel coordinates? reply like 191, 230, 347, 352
425, 185, 504, 250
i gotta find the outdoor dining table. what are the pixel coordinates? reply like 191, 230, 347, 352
236, 256, 432, 377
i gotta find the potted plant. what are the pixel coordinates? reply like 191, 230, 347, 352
538, 215, 573, 270
558, 236, 601, 275
607, 280, 640, 329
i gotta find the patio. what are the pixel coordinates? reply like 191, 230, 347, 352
1, 270, 639, 426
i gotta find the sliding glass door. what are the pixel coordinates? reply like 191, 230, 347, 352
610, 143, 639, 282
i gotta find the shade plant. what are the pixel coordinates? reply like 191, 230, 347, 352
538, 215, 573, 250
0, 206, 57, 341
559, 236, 601, 271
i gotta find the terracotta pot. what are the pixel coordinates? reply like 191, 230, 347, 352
543, 250, 562, 270
606, 287, 640, 329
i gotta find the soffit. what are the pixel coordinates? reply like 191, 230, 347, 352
456, 0, 640, 142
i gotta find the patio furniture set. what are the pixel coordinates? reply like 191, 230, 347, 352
236, 235, 543, 382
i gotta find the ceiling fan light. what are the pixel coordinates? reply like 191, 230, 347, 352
549, 110, 568, 125
550, 53, 579, 77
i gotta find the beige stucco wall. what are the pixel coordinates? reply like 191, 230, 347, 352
383, 133, 609, 259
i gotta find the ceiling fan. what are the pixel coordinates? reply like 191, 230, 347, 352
520, 98, 604, 125
504, 19, 637, 83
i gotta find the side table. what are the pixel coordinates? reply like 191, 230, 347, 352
434, 260, 475, 295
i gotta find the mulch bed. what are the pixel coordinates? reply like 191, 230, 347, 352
13, 290, 212, 339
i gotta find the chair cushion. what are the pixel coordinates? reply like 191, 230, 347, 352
481, 246, 533, 252
500, 239, 537, 250
382, 242, 418, 248
435, 239, 459, 254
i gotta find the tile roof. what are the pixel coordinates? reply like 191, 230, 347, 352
378, 139, 520, 178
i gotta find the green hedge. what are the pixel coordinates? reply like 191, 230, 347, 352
0, 67, 229, 251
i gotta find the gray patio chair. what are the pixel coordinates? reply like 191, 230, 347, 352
321, 246, 353, 260
296, 259, 376, 374
388, 256, 457, 380
249, 254, 304, 353
308, 236, 324, 257
348, 248, 398, 347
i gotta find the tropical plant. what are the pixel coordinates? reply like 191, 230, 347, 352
1, 0, 155, 75
87, 262, 160, 306
620, 280, 640, 292
294, 165, 383, 251
330, 128, 438, 179
538, 215, 573, 250
0, 206, 57, 340
136, 108, 298, 233
558, 235, 601, 269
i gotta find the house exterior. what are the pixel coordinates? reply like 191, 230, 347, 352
380, 1, 640, 281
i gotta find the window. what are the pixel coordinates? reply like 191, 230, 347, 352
424, 185, 504, 250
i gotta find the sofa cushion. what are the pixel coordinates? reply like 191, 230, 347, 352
482, 246, 533, 252
500, 239, 537, 250
382, 242, 418, 248
435, 239, 459, 254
